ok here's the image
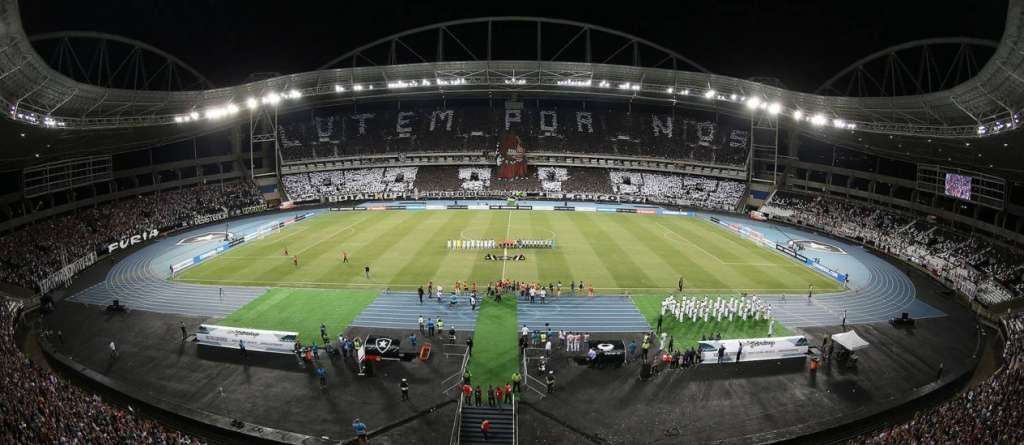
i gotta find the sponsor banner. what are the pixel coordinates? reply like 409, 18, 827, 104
240, 205, 267, 216
196, 324, 298, 355
576, 206, 596, 212
405, 204, 426, 210
367, 206, 386, 211
105, 229, 160, 254
447, 205, 468, 210
554, 206, 575, 211
330, 207, 356, 211
426, 205, 446, 210
699, 336, 809, 364
279, 201, 295, 210
468, 205, 489, 210
385, 205, 406, 210
775, 244, 809, 263
616, 208, 637, 213
170, 258, 194, 274
811, 261, 848, 283
489, 205, 532, 210
749, 210, 768, 221
636, 208, 657, 215
193, 212, 228, 226
710, 216, 721, 224
533, 205, 555, 211
597, 207, 617, 213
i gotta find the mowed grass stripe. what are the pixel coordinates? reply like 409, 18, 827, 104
685, 219, 841, 291
577, 212, 657, 288
597, 214, 685, 288
390, 210, 468, 284
541, 211, 616, 288
659, 216, 749, 263
622, 216, 733, 291
177, 210, 846, 295
531, 211, 575, 286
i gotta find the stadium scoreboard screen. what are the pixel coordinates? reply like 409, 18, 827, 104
917, 164, 1004, 208
944, 173, 972, 200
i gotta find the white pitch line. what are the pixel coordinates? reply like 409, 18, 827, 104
655, 219, 727, 264
292, 218, 364, 256
501, 210, 512, 280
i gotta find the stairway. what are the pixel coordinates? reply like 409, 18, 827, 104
459, 405, 514, 444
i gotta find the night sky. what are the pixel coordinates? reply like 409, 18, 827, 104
21, 0, 1008, 92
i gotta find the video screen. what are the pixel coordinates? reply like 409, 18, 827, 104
944, 173, 972, 200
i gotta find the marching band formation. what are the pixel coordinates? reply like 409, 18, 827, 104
661, 294, 773, 323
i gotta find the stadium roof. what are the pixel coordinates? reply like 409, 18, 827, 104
1, 1, 1023, 173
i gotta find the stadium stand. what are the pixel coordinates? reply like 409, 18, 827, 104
283, 164, 744, 210
273, 106, 751, 167
851, 311, 1024, 445
0, 299, 204, 444
0, 181, 263, 291
762, 192, 1024, 305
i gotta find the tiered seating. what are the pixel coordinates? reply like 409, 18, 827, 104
763, 192, 1024, 305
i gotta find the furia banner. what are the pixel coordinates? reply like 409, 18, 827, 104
195, 324, 298, 354
698, 335, 809, 364
105, 229, 160, 254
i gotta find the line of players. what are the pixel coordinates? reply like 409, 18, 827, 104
447, 239, 496, 249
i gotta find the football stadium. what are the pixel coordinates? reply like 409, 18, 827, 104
2, 1, 1024, 444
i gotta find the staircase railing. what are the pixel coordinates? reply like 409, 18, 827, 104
447, 345, 471, 445
512, 392, 519, 445
449, 386, 466, 445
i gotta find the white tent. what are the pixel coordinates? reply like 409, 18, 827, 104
831, 330, 870, 351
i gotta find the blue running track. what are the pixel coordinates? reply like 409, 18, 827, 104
70, 211, 313, 317
708, 214, 944, 328
350, 292, 479, 330
516, 296, 651, 332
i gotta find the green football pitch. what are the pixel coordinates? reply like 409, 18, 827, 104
174, 210, 842, 294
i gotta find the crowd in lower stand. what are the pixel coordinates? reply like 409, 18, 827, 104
762, 192, 1024, 305
282, 167, 418, 202
0, 300, 203, 444
852, 312, 1024, 445
282, 165, 745, 211
0, 181, 263, 291
609, 170, 745, 210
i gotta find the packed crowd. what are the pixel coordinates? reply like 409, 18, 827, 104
761, 192, 1024, 305
282, 167, 419, 201
273, 107, 751, 168
0, 181, 263, 290
537, 167, 569, 192
0, 299, 204, 444
852, 312, 1024, 444
284, 165, 745, 211
610, 170, 745, 210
